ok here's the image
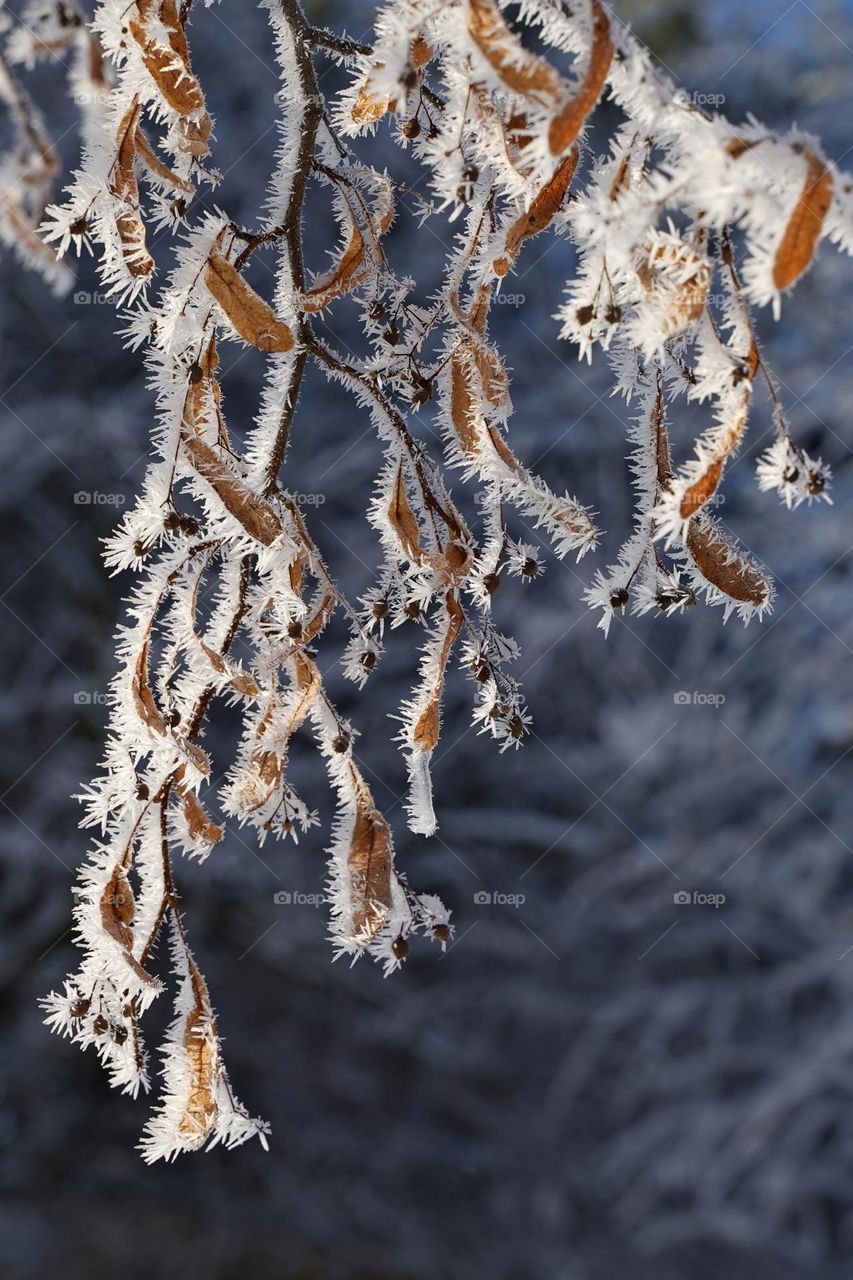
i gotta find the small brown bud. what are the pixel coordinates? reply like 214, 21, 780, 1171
70, 998, 90, 1019
807, 471, 825, 495
332, 733, 351, 753
136, 781, 149, 801
69, 215, 88, 237
403, 117, 421, 139
167, 709, 181, 727
391, 935, 410, 960
360, 650, 377, 672
404, 600, 421, 619
610, 588, 629, 609
372, 600, 389, 619
287, 620, 303, 639
576, 304, 596, 325
432, 923, 450, 942
383, 321, 400, 345
482, 572, 501, 594
93, 1014, 109, 1035
113, 1024, 128, 1046
605, 303, 623, 324
521, 557, 539, 578
508, 714, 525, 739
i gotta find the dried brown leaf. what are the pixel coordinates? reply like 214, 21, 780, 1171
204, 250, 294, 352
388, 462, 422, 562
302, 210, 367, 312
111, 101, 154, 280
182, 791, 224, 846
494, 149, 578, 276
468, 0, 561, 104
181, 432, 283, 545
773, 150, 833, 290
349, 798, 393, 939
686, 518, 771, 607
548, 0, 613, 155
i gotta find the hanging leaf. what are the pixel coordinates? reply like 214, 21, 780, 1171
204, 250, 294, 352
773, 150, 833, 290
388, 462, 422, 562
349, 798, 393, 940
686, 517, 772, 608
468, 0, 561, 104
302, 208, 367, 312
493, 149, 578, 276
548, 0, 613, 155
132, 636, 166, 734
110, 100, 154, 280
182, 791, 224, 846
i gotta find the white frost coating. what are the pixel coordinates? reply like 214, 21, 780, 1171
1, 0, 843, 1160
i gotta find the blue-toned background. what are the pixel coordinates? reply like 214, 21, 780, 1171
2, 1, 853, 1275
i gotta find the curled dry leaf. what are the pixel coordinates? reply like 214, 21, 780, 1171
493, 149, 578, 276
179, 1001, 219, 1146
636, 236, 711, 338
349, 796, 393, 940
412, 593, 463, 752
132, 636, 166, 734
548, 0, 613, 155
204, 250, 294, 352
679, 343, 758, 520
388, 461, 422, 562
773, 150, 833, 291
100, 864, 135, 951
181, 432, 283, 545
135, 124, 193, 193
111, 100, 154, 280
468, 0, 561, 105
351, 36, 430, 125
302, 207, 367, 312
130, 0, 211, 154
182, 791, 224, 846
686, 517, 771, 608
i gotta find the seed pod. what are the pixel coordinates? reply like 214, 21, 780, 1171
204, 251, 294, 352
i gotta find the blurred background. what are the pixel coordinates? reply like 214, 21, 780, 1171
2, 1, 853, 1276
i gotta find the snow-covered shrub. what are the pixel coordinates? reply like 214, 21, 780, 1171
0, 0, 849, 1159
